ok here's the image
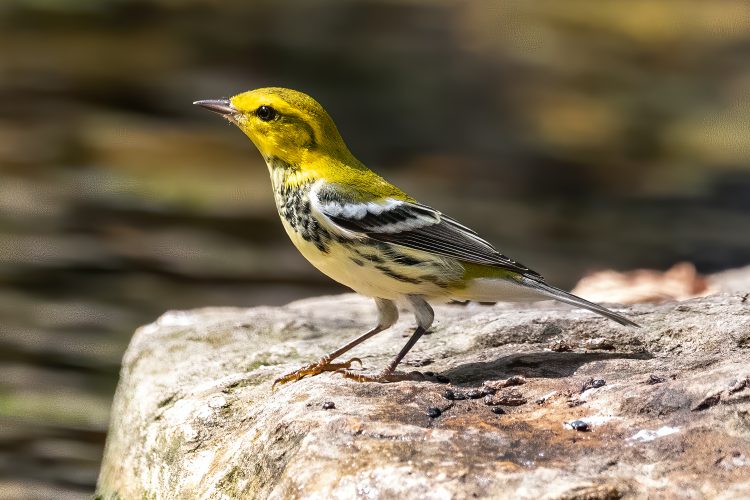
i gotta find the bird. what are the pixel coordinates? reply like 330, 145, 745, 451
194, 87, 639, 386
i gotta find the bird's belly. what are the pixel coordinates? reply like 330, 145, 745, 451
279, 218, 459, 300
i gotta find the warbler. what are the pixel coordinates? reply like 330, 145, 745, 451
195, 87, 638, 385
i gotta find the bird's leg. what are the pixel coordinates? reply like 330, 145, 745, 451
272, 298, 398, 389
338, 295, 435, 383
337, 325, 429, 382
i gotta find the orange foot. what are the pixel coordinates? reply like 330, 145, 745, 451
336, 369, 427, 383
272, 357, 361, 389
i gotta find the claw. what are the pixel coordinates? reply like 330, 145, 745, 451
272, 357, 363, 390
336, 369, 427, 383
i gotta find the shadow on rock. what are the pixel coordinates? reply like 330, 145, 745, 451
444, 350, 653, 385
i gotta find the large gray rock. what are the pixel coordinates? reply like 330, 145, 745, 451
97, 293, 750, 499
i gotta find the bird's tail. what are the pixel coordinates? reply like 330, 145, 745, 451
522, 277, 640, 327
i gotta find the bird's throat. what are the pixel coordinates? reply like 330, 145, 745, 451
267, 157, 317, 191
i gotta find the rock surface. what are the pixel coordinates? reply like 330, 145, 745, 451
97, 294, 750, 499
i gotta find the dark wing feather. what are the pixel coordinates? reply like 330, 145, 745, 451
320, 196, 543, 279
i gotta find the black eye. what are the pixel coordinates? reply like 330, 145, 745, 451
256, 105, 277, 121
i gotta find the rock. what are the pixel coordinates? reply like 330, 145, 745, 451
96, 294, 750, 499
571, 262, 716, 304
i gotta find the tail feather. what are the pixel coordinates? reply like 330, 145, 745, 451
524, 278, 640, 328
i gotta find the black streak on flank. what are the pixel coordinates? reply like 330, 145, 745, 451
356, 251, 385, 264
391, 253, 423, 266
350, 258, 365, 266
375, 265, 422, 284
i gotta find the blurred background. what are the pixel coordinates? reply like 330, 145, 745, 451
0, 0, 748, 497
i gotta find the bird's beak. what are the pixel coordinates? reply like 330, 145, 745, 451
193, 98, 237, 116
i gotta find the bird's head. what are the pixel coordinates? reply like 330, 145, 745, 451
194, 87, 354, 167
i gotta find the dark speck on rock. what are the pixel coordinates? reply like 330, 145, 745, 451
426, 407, 442, 418
567, 420, 590, 432
581, 378, 606, 392
648, 374, 668, 385
442, 389, 466, 400
467, 389, 484, 399
442, 389, 456, 400
322, 401, 335, 410
490, 407, 507, 415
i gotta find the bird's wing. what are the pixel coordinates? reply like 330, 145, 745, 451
311, 182, 543, 279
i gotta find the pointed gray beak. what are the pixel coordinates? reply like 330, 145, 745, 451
193, 98, 236, 115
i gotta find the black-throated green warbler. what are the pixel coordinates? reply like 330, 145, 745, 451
195, 88, 638, 386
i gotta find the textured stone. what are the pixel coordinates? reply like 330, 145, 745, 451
97, 294, 750, 499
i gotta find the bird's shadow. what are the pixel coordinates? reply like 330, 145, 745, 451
442, 350, 653, 386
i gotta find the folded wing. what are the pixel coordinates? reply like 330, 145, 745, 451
312, 183, 543, 279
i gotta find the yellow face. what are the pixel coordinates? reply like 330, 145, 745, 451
211, 87, 350, 165
195, 87, 410, 203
